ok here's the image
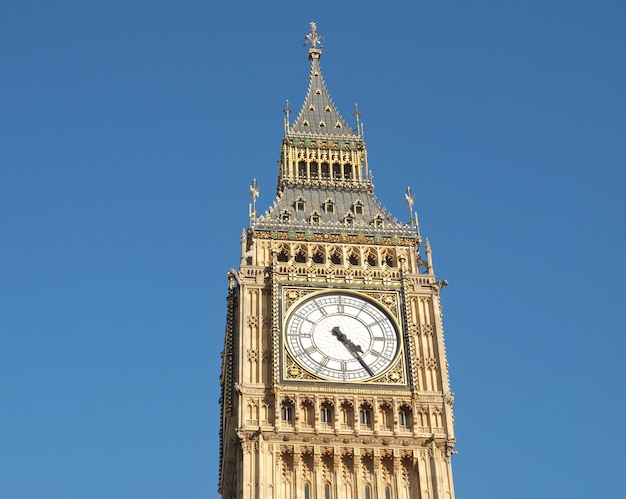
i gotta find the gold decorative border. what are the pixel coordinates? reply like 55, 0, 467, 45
280, 286, 408, 387
254, 230, 417, 247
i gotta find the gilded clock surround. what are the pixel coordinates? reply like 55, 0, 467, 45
281, 288, 407, 385
219, 22, 456, 499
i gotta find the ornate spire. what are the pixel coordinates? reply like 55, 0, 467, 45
287, 22, 357, 140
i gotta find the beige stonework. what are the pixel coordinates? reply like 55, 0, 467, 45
219, 22, 456, 499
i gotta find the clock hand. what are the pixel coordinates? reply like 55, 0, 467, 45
331, 327, 374, 377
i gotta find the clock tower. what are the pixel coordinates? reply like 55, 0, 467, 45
219, 23, 456, 498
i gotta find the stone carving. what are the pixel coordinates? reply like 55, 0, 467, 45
301, 452, 313, 481
381, 455, 393, 483
247, 349, 259, 362
321, 454, 333, 482
360, 454, 374, 482
280, 449, 294, 483
419, 323, 434, 336
247, 315, 259, 328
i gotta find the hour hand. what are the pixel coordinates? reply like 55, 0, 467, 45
332, 327, 363, 352
331, 327, 373, 376
331, 326, 346, 343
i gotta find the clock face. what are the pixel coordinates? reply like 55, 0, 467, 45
284, 293, 399, 381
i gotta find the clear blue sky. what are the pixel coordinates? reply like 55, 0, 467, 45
2, 1, 625, 498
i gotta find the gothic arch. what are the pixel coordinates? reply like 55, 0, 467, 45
399, 403, 413, 432
359, 402, 373, 430
379, 401, 394, 433
320, 399, 334, 429
364, 248, 378, 267
339, 400, 354, 430
293, 244, 307, 263
380, 248, 396, 267
300, 399, 315, 429
346, 246, 360, 266
329, 246, 342, 265
310, 244, 325, 264
276, 243, 291, 262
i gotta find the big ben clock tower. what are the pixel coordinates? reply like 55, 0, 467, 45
219, 23, 457, 499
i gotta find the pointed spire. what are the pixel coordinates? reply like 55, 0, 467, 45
425, 238, 434, 274
353, 104, 362, 136
283, 100, 291, 133
287, 22, 358, 139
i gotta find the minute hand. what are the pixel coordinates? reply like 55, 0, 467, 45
331, 327, 375, 377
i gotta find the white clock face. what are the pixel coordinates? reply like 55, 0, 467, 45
284, 293, 399, 381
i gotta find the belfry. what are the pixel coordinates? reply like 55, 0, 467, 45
219, 22, 457, 498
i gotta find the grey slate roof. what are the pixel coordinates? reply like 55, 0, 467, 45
287, 51, 358, 140
254, 186, 411, 236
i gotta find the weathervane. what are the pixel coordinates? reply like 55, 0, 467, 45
405, 186, 420, 236
249, 178, 260, 225
304, 22, 324, 49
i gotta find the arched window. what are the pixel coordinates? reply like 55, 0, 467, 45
332, 163, 341, 179
281, 400, 294, 424
324, 483, 331, 499
277, 249, 289, 262
301, 400, 314, 429
330, 252, 341, 265
348, 251, 359, 266
321, 162, 330, 178
295, 197, 306, 212
340, 401, 354, 430
310, 162, 319, 178
399, 406, 412, 430
281, 406, 292, 422
365, 485, 372, 499
320, 402, 333, 427
298, 161, 307, 178
359, 405, 372, 427
294, 250, 306, 263
385, 485, 391, 499
304, 483, 311, 499
312, 249, 324, 264
344, 164, 352, 179
380, 403, 393, 432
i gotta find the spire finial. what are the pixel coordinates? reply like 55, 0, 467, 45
405, 186, 415, 217
405, 186, 420, 237
304, 22, 324, 50
249, 178, 259, 225
283, 100, 291, 132
353, 103, 362, 136
304, 22, 324, 60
